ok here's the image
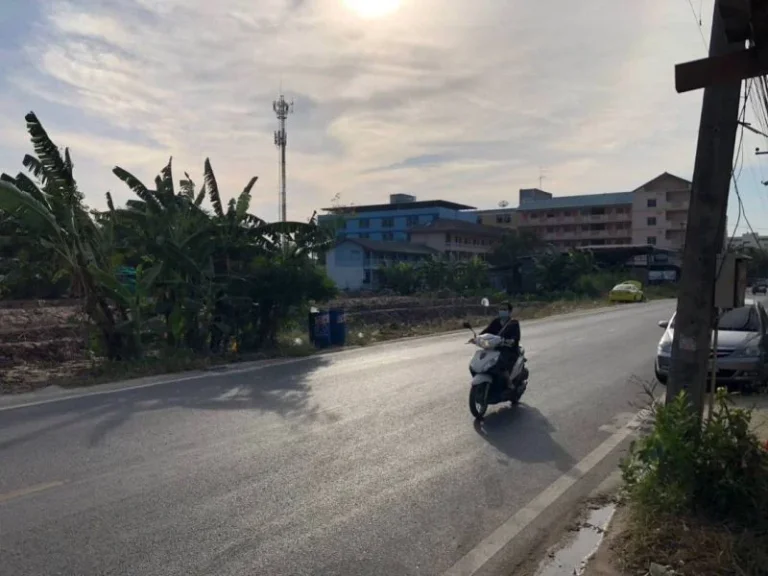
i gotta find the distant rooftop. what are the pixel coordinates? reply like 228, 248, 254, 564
519, 191, 633, 212
324, 199, 476, 214
338, 238, 438, 255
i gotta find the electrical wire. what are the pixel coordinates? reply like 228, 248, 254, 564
685, 0, 708, 50
716, 80, 752, 281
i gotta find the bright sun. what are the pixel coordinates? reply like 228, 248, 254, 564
343, 0, 401, 19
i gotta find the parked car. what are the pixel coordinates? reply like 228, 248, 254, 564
608, 281, 645, 303
655, 301, 768, 392
753, 283, 767, 294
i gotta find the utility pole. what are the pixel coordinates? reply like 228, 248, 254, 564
667, 0, 743, 414
273, 93, 294, 222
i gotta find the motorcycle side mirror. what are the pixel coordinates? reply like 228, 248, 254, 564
480, 298, 490, 307
462, 321, 472, 329
658, 320, 669, 329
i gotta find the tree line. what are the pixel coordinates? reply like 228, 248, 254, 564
377, 230, 626, 298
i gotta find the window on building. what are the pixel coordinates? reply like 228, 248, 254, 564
359, 218, 370, 228
383, 232, 394, 241
363, 270, 371, 284
582, 225, 589, 231
359, 233, 370, 239
496, 215, 503, 223
647, 236, 657, 245
563, 211, 571, 217
546, 213, 555, 219
477, 216, 483, 224
445, 233, 451, 244
504, 214, 511, 223
473, 238, 478, 245
590, 207, 606, 216
647, 198, 657, 208
546, 226, 555, 233
647, 217, 657, 226
382, 218, 394, 228
530, 212, 538, 219
592, 223, 606, 231
406, 216, 419, 227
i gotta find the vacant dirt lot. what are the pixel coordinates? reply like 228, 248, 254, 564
0, 300, 91, 393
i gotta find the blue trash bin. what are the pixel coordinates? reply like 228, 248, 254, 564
329, 309, 347, 347
313, 311, 331, 349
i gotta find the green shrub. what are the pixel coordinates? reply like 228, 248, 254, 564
622, 388, 768, 528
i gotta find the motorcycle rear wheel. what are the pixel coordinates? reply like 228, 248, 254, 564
469, 384, 488, 420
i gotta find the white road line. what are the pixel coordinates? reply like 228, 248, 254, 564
441, 406, 655, 576
0, 481, 66, 504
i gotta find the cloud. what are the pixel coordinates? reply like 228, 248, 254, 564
0, 0, 727, 221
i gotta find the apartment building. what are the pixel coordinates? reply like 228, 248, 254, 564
515, 192, 633, 248
318, 194, 476, 242
472, 172, 692, 251
631, 173, 692, 251
410, 219, 506, 260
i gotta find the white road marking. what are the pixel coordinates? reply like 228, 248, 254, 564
0, 481, 65, 504
441, 406, 655, 576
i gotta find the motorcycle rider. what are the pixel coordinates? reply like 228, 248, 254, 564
480, 301, 521, 387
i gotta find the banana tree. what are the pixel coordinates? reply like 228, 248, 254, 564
0, 113, 137, 358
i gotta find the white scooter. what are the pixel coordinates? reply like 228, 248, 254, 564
462, 321, 529, 420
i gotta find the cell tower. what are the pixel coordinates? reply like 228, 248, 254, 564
273, 93, 294, 222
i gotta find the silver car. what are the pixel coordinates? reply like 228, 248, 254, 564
655, 301, 768, 389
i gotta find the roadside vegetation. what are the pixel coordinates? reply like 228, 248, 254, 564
618, 389, 768, 576
0, 113, 678, 393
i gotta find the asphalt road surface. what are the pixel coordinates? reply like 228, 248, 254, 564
0, 300, 676, 576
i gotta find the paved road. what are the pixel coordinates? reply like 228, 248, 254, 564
0, 301, 675, 576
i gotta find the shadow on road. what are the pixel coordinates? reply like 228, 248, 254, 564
0, 356, 333, 449
472, 404, 577, 473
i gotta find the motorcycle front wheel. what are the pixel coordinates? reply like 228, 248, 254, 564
469, 384, 488, 420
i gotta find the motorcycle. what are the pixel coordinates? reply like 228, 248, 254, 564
462, 321, 529, 420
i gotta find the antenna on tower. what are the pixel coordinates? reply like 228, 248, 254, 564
273, 92, 294, 223
538, 166, 548, 189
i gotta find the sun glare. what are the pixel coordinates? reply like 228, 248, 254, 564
343, 0, 401, 19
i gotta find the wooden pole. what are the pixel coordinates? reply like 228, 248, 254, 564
667, 0, 744, 414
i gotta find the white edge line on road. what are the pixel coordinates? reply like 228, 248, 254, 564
440, 403, 658, 576
0, 357, 311, 413
0, 300, 673, 413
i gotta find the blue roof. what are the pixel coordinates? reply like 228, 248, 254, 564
520, 192, 633, 211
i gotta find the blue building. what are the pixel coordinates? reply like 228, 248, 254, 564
325, 238, 438, 291
319, 194, 477, 243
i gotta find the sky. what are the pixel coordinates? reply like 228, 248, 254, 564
0, 0, 766, 236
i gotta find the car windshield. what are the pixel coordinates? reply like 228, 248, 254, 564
669, 306, 760, 332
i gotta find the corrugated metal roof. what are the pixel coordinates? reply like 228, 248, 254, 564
518, 192, 633, 211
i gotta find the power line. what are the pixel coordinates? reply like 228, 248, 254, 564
685, 0, 708, 50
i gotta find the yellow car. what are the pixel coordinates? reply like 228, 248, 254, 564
609, 281, 645, 303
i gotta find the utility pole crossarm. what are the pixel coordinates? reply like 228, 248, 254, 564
676, 47, 768, 93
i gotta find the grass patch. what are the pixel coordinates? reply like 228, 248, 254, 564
616, 506, 768, 576
618, 388, 768, 576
